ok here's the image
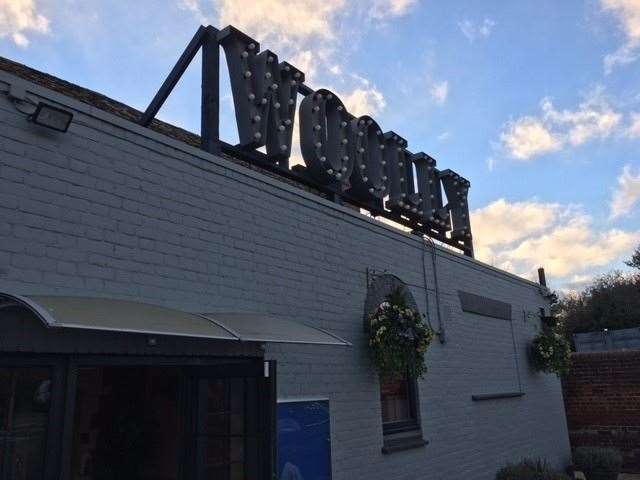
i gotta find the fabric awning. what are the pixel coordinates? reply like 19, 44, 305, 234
0, 293, 350, 346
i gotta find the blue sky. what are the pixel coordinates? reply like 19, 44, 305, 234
1, 0, 639, 291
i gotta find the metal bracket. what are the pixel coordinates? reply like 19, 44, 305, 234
366, 267, 388, 288
8, 83, 27, 101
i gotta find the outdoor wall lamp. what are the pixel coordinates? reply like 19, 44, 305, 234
5, 83, 73, 133
28, 102, 73, 132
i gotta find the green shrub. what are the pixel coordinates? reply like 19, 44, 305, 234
496, 458, 570, 480
573, 447, 622, 480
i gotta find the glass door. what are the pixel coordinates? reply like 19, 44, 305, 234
190, 361, 275, 480
66, 359, 275, 480
0, 367, 52, 480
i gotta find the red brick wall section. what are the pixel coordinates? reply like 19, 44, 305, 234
562, 351, 640, 473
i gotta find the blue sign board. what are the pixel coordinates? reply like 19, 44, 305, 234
277, 400, 331, 480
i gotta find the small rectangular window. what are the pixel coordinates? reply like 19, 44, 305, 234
380, 373, 418, 434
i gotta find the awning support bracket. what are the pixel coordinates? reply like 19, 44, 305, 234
196, 313, 242, 341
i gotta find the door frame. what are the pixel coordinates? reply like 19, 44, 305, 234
58, 355, 274, 480
185, 359, 277, 480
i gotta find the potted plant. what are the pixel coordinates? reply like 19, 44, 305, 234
573, 447, 622, 480
368, 287, 434, 379
529, 328, 572, 377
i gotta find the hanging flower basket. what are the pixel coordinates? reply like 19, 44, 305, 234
368, 288, 434, 379
529, 329, 572, 377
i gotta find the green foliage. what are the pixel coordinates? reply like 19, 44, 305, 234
556, 270, 640, 341
368, 287, 434, 379
496, 458, 570, 480
573, 447, 622, 480
626, 245, 640, 270
530, 327, 572, 377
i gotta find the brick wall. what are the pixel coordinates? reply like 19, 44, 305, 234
0, 69, 572, 480
562, 351, 640, 472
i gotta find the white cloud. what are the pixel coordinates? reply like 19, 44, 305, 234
0, 0, 49, 47
289, 50, 316, 82
627, 112, 640, 138
341, 87, 386, 117
288, 114, 304, 167
478, 18, 495, 37
181, 0, 388, 118
486, 156, 495, 171
197, 0, 416, 52
562, 274, 596, 292
180, 0, 347, 83
610, 164, 640, 218
210, 0, 346, 50
540, 95, 622, 146
178, 0, 208, 22
505, 220, 638, 278
369, 0, 417, 19
430, 80, 448, 105
500, 89, 622, 160
600, 0, 640, 73
500, 117, 562, 160
472, 199, 560, 254
472, 198, 640, 286
458, 17, 495, 42
458, 20, 474, 41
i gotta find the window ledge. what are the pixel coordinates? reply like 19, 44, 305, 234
471, 391, 524, 401
382, 433, 428, 454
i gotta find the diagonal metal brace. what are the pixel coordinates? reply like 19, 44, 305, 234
139, 26, 207, 127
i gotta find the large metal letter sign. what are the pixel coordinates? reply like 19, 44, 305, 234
385, 132, 421, 218
413, 153, 449, 229
440, 170, 471, 240
349, 116, 389, 212
219, 26, 303, 167
300, 89, 353, 185
141, 24, 474, 256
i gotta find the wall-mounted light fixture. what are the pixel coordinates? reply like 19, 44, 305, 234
5, 83, 73, 133
28, 102, 73, 132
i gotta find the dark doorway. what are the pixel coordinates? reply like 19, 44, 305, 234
71, 366, 183, 480
69, 362, 274, 480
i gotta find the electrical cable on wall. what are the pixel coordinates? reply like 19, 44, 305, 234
419, 248, 435, 333
421, 235, 445, 343
4, 84, 37, 116
509, 315, 523, 393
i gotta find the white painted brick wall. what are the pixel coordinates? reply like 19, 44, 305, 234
0, 72, 571, 480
